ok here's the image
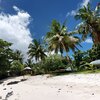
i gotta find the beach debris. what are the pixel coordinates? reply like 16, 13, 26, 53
92, 93, 94, 95
58, 88, 61, 92
7, 81, 20, 85
3, 84, 5, 86
67, 91, 72, 93
58, 91, 60, 92
20, 79, 27, 82
46, 76, 50, 78
5, 91, 13, 99
0, 96, 2, 99
70, 86, 72, 88
10, 87, 12, 89
3, 88, 6, 90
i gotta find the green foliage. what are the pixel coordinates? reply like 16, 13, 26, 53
0, 39, 13, 77
73, 44, 100, 71
32, 55, 68, 75
10, 60, 24, 75
32, 63, 45, 75
45, 20, 80, 56
0, 3, 100, 78
0, 39, 24, 78
25, 59, 34, 68
12, 50, 24, 64
75, 3, 100, 43
73, 50, 87, 70
88, 44, 100, 61
79, 63, 93, 70
28, 39, 47, 61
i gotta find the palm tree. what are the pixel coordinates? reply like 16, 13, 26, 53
13, 50, 24, 64
75, 3, 100, 43
28, 39, 47, 62
45, 20, 80, 61
25, 59, 34, 68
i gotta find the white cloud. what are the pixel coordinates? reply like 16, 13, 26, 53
13, 5, 20, 12
84, 38, 93, 43
66, 10, 76, 17
0, 6, 32, 59
66, 0, 91, 17
81, 0, 90, 7
41, 36, 44, 40
45, 51, 61, 57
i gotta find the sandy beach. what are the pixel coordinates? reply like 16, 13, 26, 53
0, 74, 100, 100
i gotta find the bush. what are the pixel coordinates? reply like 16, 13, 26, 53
32, 55, 68, 75
10, 60, 24, 76
32, 63, 45, 75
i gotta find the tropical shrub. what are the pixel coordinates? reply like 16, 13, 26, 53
0, 39, 13, 78
10, 60, 24, 76
32, 54, 69, 75
88, 44, 100, 61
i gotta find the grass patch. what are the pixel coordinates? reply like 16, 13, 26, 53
72, 69, 100, 74
52, 71, 73, 76
51, 69, 100, 76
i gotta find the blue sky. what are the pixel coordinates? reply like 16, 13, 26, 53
0, 0, 99, 57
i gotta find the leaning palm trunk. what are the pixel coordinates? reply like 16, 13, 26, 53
92, 32, 100, 43
95, 32, 100, 43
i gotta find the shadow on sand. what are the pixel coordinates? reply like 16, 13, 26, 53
7, 78, 27, 85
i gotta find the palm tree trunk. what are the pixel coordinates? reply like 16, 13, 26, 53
97, 32, 100, 43
92, 32, 100, 43
61, 42, 73, 71
61, 41, 71, 62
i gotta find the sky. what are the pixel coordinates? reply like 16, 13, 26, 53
0, 0, 99, 58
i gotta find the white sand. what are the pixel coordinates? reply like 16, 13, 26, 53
0, 74, 100, 100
